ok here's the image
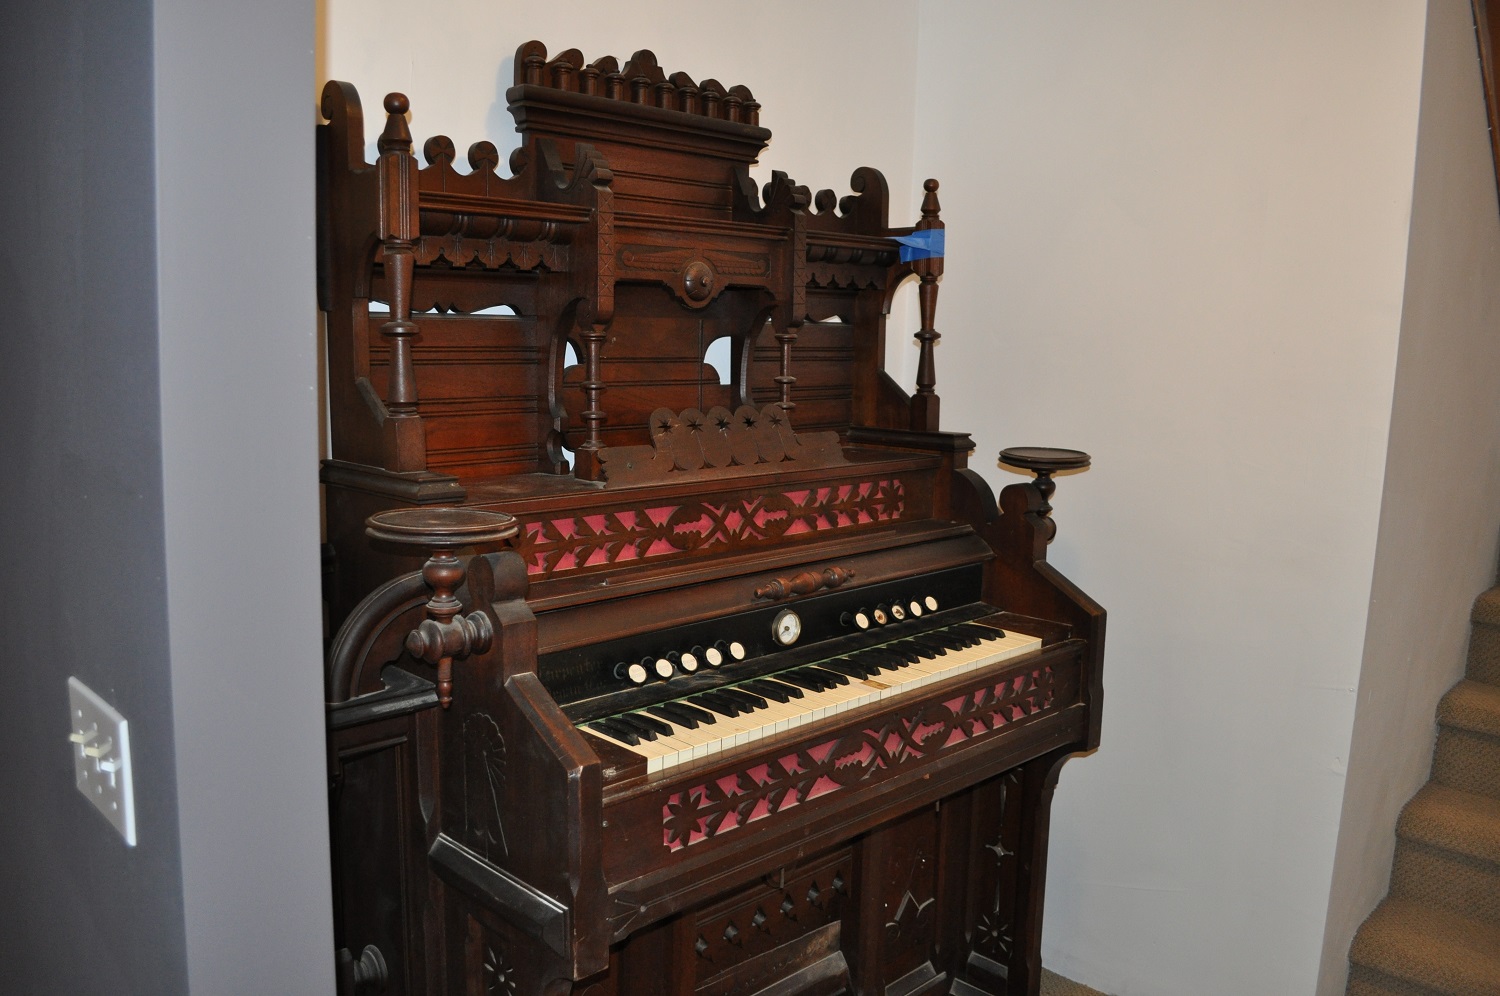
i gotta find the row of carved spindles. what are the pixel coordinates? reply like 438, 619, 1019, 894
517, 44, 760, 126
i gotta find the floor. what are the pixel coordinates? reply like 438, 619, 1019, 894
1041, 968, 1109, 996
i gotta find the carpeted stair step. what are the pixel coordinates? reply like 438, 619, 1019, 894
1347, 898, 1500, 996
1433, 681, 1500, 801
1348, 963, 1458, 996
1468, 588, 1500, 686
1390, 783, 1500, 925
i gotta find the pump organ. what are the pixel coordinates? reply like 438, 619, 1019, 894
319, 40, 1104, 996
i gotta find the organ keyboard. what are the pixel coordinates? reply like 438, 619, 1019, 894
573, 611, 1042, 775
319, 40, 1103, 996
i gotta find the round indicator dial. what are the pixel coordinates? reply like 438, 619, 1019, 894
772, 608, 803, 646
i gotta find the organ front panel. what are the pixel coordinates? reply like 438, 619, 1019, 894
318, 40, 1103, 996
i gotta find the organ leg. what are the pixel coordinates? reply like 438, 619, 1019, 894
948, 748, 1077, 996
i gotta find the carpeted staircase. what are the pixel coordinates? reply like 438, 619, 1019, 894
1346, 586, 1500, 995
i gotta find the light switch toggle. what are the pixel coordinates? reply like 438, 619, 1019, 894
68, 677, 136, 846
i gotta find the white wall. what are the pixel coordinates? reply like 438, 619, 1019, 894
913, 3, 1428, 994
1319, 2, 1500, 992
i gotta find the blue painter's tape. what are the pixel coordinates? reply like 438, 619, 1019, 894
891, 228, 944, 262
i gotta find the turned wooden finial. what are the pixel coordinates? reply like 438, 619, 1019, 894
377, 93, 412, 154
921, 177, 941, 219
366, 508, 520, 709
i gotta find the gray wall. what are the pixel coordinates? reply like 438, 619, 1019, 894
1, 1, 335, 992
153, 0, 335, 991
0, 1, 189, 992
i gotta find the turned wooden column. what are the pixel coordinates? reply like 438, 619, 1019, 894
377, 93, 421, 422
909, 179, 945, 432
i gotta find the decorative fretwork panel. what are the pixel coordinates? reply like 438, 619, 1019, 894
662, 664, 1055, 851
515, 478, 905, 577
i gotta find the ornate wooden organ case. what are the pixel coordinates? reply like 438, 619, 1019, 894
319, 41, 1104, 996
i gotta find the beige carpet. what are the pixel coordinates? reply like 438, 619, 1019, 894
1041, 968, 1109, 996
1345, 585, 1500, 995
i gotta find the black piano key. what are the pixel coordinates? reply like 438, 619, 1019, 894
820, 658, 873, 680
709, 688, 751, 711
790, 667, 837, 690
842, 656, 885, 677
908, 636, 953, 657
646, 704, 698, 730
776, 671, 826, 693
589, 719, 639, 746
876, 643, 921, 665
924, 630, 969, 651
890, 639, 940, 662
771, 677, 806, 698
956, 623, 1003, 641
629, 711, 676, 736
742, 678, 791, 703
914, 637, 954, 658
692, 692, 745, 718
612, 714, 661, 741
937, 625, 980, 648
669, 701, 719, 725
749, 677, 803, 700
852, 648, 905, 673
800, 666, 850, 687
721, 687, 769, 710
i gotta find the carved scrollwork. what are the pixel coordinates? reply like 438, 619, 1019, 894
597, 404, 845, 486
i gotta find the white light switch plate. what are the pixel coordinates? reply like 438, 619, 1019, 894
68, 677, 136, 846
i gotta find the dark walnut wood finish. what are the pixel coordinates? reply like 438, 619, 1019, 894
319, 41, 1104, 996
